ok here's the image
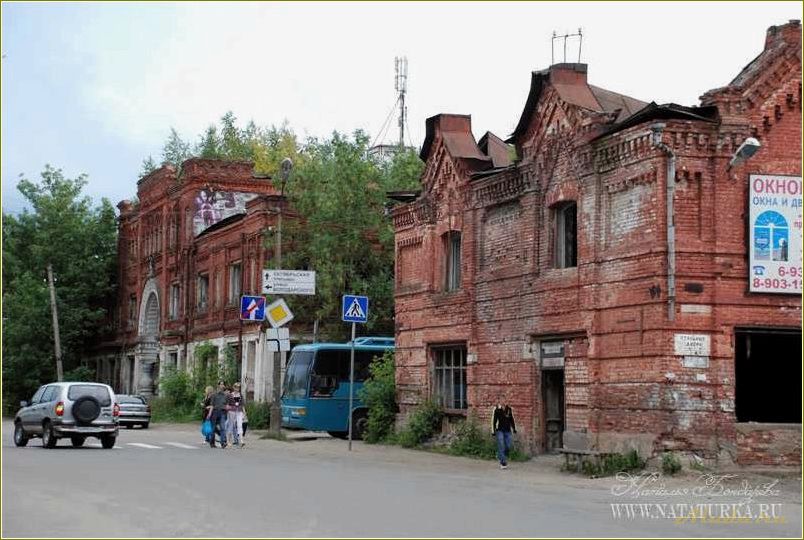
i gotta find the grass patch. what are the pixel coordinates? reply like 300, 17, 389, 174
445, 417, 528, 462
563, 449, 647, 477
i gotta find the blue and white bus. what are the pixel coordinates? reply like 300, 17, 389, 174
281, 337, 394, 439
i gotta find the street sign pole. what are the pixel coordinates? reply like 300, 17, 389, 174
348, 321, 356, 451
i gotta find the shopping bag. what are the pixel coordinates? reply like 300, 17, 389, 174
201, 419, 213, 437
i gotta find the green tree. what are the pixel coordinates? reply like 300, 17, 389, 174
161, 128, 192, 168
279, 131, 421, 339
196, 125, 221, 159
139, 155, 158, 179
2, 166, 118, 411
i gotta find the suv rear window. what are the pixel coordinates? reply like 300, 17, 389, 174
67, 385, 112, 406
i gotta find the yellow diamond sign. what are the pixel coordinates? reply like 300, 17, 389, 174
265, 298, 294, 328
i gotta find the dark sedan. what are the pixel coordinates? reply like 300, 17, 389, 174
116, 394, 151, 428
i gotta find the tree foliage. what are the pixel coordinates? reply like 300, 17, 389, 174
2, 166, 117, 411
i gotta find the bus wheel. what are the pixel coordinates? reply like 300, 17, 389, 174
352, 410, 368, 440
327, 431, 348, 439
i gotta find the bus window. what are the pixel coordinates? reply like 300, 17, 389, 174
283, 351, 314, 398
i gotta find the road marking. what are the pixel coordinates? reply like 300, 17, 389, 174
127, 442, 163, 449
164, 442, 197, 449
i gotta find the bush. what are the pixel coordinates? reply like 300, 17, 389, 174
149, 397, 199, 423
567, 449, 647, 477
397, 400, 442, 448
359, 350, 397, 443
160, 367, 196, 408
245, 401, 270, 430
662, 452, 682, 475
63, 365, 95, 382
447, 417, 529, 462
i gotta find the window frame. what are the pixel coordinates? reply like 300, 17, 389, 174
169, 283, 181, 320
197, 273, 209, 311
553, 201, 578, 269
228, 262, 242, 305
432, 345, 468, 411
444, 231, 462, 291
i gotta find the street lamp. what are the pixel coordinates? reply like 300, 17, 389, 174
270, 157, 293, 436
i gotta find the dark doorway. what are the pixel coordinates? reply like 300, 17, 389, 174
127, 356, 136, 394
542, 369, 565, 452
735, 328, 801, 423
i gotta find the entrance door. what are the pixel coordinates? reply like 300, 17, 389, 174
542, 370, 565, 452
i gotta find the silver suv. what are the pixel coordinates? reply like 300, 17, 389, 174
13, 382, 119, 449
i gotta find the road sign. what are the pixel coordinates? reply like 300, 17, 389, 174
240, 295, 266, 321
265, 298, 294, 328
265, 328, 291, 352
342, 295, 369, 323
263, 270, 316, 296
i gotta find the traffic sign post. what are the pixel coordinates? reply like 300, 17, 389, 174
240, 295, 266, 321
342, 295, 369, 451
263, 270, 316, 296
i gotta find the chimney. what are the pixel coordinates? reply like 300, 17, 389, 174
765, 19, 801, 49
549, 63, 588, 86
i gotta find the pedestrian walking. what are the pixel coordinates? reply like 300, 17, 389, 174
491, 402, 517, 469
207, 380, 229, 448
226, 382, 245, 447
201, 385, 214, 444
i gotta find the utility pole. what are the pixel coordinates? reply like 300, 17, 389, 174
46, 263, 64, 381
395, 56, 408, 147
269, 157, 293, 436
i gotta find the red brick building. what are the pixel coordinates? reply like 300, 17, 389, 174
391, 22, 801, 465
96, 158, 291, 402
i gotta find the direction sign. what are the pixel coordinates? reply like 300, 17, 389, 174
265, 298, 294, 328
263, 270, 316, 296
240, 295, 266, 321
342, 295, 369, 324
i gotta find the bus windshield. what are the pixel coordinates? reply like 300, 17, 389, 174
308, 349, 383, 397
283, 351, 314, 398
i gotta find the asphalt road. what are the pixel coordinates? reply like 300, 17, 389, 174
3, 421, 802, 538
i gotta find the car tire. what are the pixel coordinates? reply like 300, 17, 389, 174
42, 422, 57, 448
14, 422, 29, 447
142, 422, 150, 429
100, 435, 116, 449
352, 410, 368, 440
71, 436, 86, 448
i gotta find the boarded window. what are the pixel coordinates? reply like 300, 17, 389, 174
197, 274, 209, 310
228, 263, 242, 304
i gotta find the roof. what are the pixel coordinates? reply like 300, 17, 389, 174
386, 190, 421, 203
419, 114, 490, 164
508, 64, 647, 142
589, 102, 719, 141
478, 132, 513, 168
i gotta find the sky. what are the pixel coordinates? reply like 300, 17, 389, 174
2, 1, 801, 213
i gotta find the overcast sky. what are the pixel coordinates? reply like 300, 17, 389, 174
2, 1, 800, 213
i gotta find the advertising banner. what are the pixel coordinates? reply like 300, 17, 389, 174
748, 174, 802, 294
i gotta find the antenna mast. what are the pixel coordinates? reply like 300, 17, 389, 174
395, 56, 408, 147
551, 28, 583, 64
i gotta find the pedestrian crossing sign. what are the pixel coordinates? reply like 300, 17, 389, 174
240, 295, 266, 321
342, 295, 369, 323
265, 298, 294, 328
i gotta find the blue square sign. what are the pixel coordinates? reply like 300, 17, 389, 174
342, 295, 369, 323
240, 295, 266, 321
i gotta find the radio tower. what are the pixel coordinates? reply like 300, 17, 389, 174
395, 56, 408, 147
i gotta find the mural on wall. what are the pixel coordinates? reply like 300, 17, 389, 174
193, 189, 258, 236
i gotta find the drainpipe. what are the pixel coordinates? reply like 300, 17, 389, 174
651, 123, 676, 322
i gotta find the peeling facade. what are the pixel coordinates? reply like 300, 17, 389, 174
392, 22, 802, 465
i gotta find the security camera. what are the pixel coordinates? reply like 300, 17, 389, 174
729, 137, 761, 167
